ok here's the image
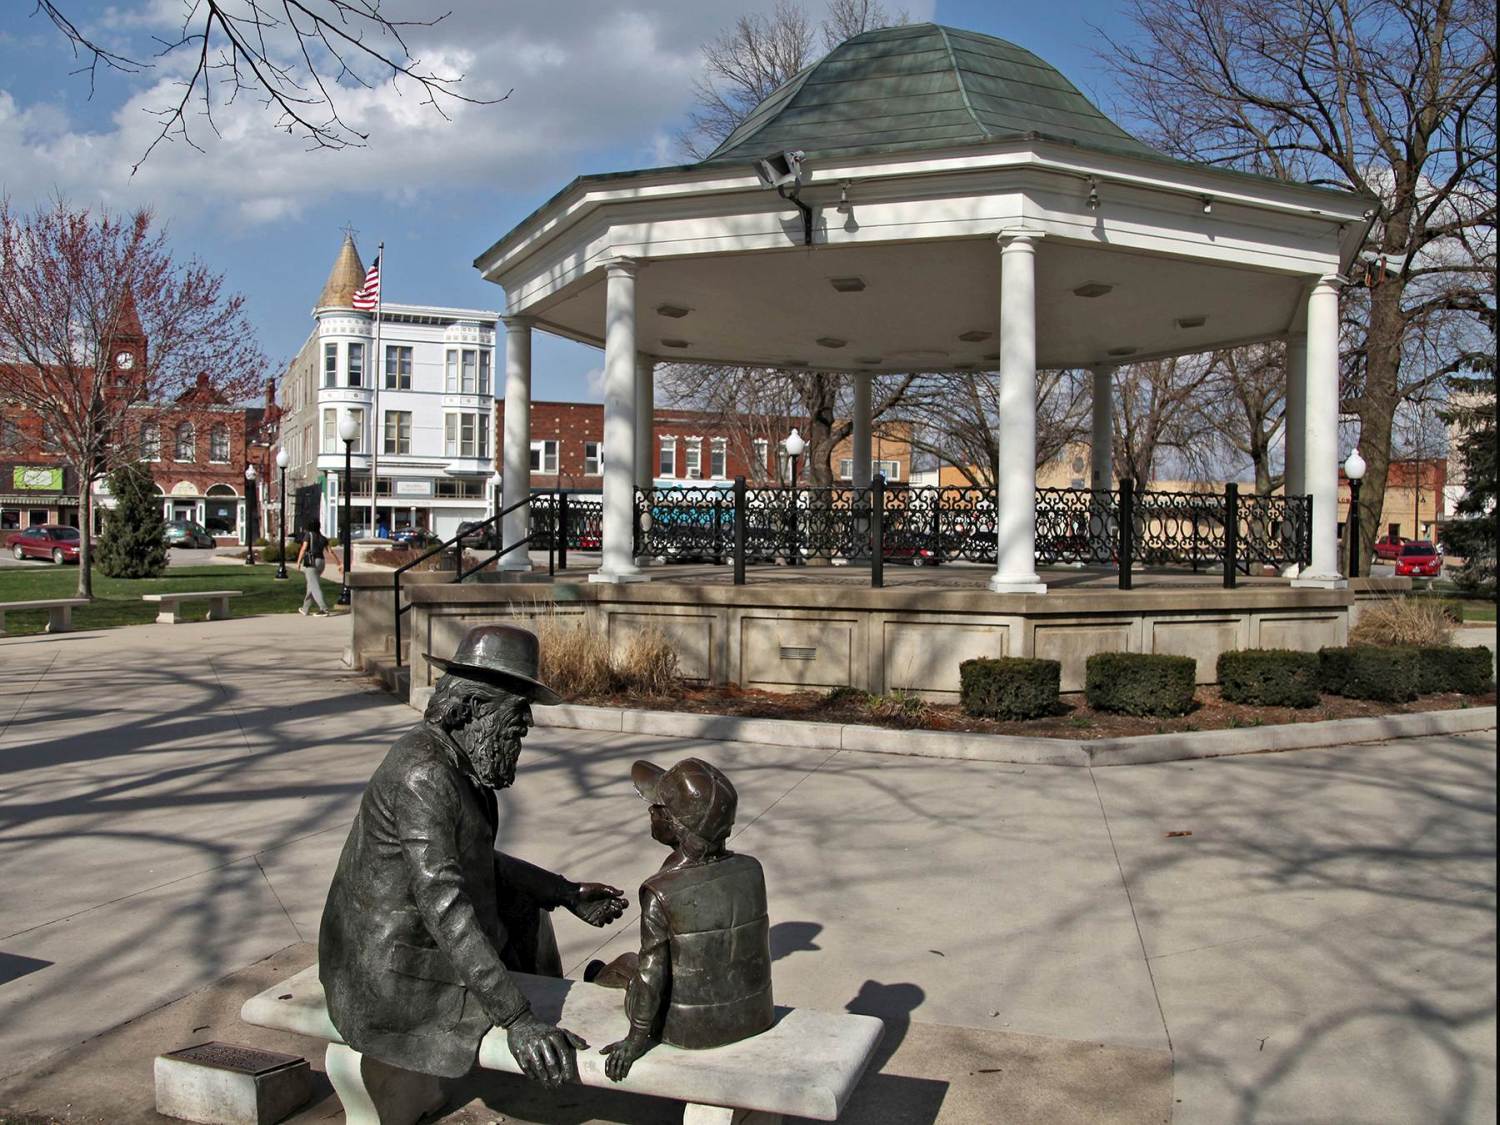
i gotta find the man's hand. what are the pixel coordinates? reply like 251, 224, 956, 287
567, 882, 628, 927
506, 1011, 588, 1088
601, 1031, 652, 1082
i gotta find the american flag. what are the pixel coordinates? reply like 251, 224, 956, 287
351, 254, 381, 310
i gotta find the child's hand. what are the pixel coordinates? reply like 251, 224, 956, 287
601, 1032, 651, 1081
569, 882, 628, 927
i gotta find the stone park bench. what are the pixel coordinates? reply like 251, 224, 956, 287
141, 590, 242, 624
0, 598, 90, 636
241, 963, 883, 1125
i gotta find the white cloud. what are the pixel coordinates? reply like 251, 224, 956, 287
0, 0, 933, 227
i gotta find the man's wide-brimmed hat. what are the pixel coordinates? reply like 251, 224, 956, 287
426, 624, 561, 705
632, 757, 738, 842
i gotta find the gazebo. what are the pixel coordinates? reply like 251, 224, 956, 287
474, 22, 1371, 593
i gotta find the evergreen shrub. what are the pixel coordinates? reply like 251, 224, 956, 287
1085, 653, 1197, 717
1216, 649, 1321, 708
959, 657, 1061, 720
1318, 646, 1419, 702
95, 461, 168, 578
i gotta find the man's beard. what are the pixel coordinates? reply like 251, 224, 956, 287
465, 707, 524, 789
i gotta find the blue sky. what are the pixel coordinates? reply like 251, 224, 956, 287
0, 1, 1142, 402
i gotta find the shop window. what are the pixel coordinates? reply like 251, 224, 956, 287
204, 484, 237, 536
174, 422, 195, 462
209, 424, 230, 463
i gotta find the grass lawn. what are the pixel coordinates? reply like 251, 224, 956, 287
0, 564, 327, 636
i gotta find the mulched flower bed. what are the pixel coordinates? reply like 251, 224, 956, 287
566, 683, 1496, 740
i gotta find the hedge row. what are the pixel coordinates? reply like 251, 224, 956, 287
1216, 649, 1321, 708
959, 657, 1060, 720
1085, 653, 1197, 717
1319, 644, 1493, 700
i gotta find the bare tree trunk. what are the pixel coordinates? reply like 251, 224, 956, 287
76, 476, 93, 598
800, 373, 841, 487
1354, 278, 1406, 545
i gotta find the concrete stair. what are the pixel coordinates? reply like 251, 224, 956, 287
362, 641, 410, 700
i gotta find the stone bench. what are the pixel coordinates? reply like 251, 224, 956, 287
142, 590, 243, 624
0, 597, 89, 636
241, 963, 883, 1125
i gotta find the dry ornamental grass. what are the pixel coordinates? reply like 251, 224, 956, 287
531, 609, 680, 699
1350, 597, 1455, 648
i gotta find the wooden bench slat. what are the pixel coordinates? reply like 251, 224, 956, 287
242, 964, 881, 1122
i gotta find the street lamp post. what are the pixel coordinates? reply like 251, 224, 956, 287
784, 428, 805, 567
274, 447, 290, 581
1344, 449, 1366, 579
244, 465, 258, 565
337, 411, 359, 606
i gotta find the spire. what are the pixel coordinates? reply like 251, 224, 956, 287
116, 287, 143, 338
317, 233, 367, 310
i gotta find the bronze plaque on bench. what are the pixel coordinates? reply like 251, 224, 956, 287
162, 1042, 304, 1077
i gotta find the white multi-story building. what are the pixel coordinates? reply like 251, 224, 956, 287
279, 236, 499, 539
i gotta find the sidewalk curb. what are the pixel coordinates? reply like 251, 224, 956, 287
534, 703, 1498, 767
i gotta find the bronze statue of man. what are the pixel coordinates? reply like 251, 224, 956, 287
319, 624, 627, 1087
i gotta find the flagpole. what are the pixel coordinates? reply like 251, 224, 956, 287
370, 242, 384, 538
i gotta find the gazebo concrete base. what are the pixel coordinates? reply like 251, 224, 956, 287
358, 570, 1411, 704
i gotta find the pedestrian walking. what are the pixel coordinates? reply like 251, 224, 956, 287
295, 517, 341, 616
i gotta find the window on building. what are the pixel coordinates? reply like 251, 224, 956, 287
445, 350, 458, 392
876, 459, 900, 481
434, 478, 485, 499
0, 417, 20, 449
323, 342, 337, 387
40, 420, 60, 451
140, 422, 161, 461
710, 438, 727, 479
322, 409, 337, 454
479, 350, 492, 396
347, 342, 365, 387
583, 441, 601, 476
384, 410, 412, 455
659, 436, 676, 478
529, 439, 558, 474
174, 422, 195, 462
462, 350, 477, 394
209, 424, 230, 463
445, 412, 489, 459
204, 484, 238, 536
384, 345, 412, 390
347, 408, 366, 454
684, 438, 702, 480
752, 439, 769, 480
445, 348, 486, 394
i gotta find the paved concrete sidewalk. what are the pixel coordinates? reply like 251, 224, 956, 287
0, 616, 1494, 1123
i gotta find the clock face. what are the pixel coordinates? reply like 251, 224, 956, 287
116, 351, 135, 370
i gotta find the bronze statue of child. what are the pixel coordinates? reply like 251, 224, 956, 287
592, 757, 774, 1080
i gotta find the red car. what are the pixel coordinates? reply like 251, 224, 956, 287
1394, 541, 1443, 578
5, 524, 81, 564
1372, 534, 1408, 561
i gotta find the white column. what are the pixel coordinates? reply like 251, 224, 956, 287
499, 315, 532, 571
593, 258, 647, 583
852, 374, 873, 487
990, 231, 1047, 594
1283, 332, 1307, 497
1293, 277, 1346, 587
635, 355, 655, 489
1089, 365, 1113, 489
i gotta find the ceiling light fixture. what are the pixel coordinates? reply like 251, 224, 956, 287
982, 352, 1000, 362
855, 356, 882, 365
836, 180, 853, 215
1175, 315, 1208, 329
958, 330, 993, 343
1107, 347, 1138, 358
1073, 282, 1113, 298
830, 276, 866, 293
816, 337, 847, 349
656, 303, 690, 319
660, 338, 690, 349
1201, 195, 1214, 214
1087, 177, 1100, 211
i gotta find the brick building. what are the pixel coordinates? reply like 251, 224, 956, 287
502, 400, 911, 492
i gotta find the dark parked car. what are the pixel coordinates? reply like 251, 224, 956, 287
392, 526, 438, 548
164, 519, 215, 549
456, 521, 499, 549
1394, 540, 1443, 578
5, 524, 81, 564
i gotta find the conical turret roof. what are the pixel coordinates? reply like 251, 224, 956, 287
702, 23, 1156, 166
317, 234, 367, 309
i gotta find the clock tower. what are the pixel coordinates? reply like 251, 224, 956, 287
105, 289, 147, 385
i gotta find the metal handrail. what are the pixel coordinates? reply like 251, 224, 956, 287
393, 494, 538, 668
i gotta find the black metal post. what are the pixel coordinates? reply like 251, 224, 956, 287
1347, 479, 1362, 579
557, 490, 569, 572
244, 474, 258, 565
788, 455, 801, 566
337, 440, 353, 606
1223, 482, 1239, 589
929, 487, 942, 561
1117, 479, 1134, 590
871, 474, 885, 589
713, 487, 725, 565
275, 464, 289, 579
1190, 506, 1200, 574
733, 476, 746, 585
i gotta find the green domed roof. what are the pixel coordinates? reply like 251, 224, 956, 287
703, 23, 1155, 165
